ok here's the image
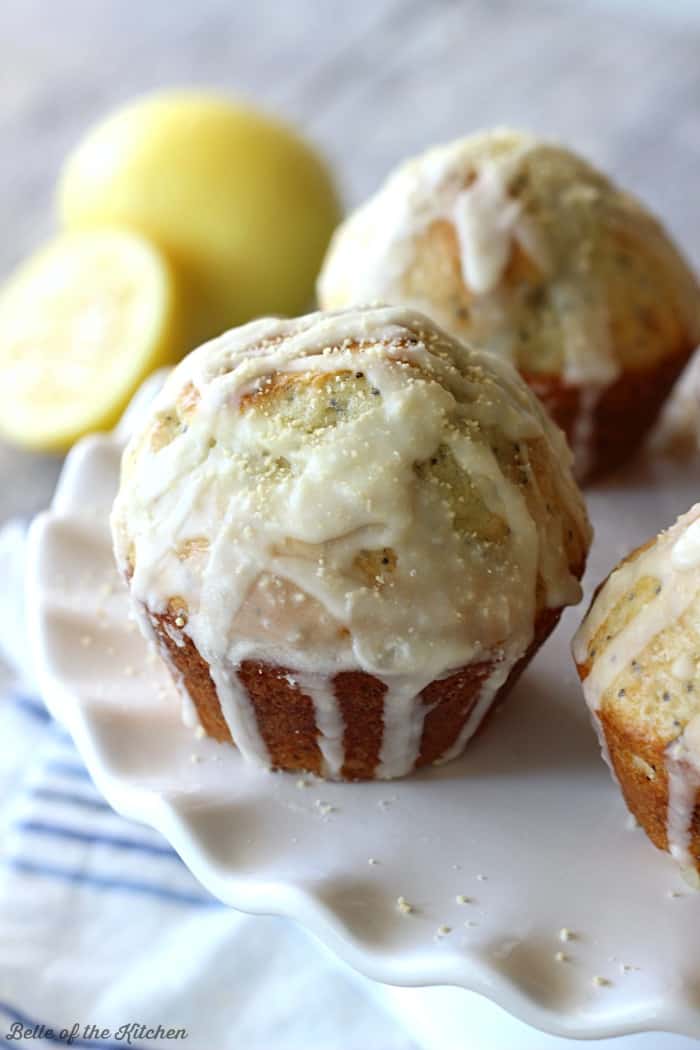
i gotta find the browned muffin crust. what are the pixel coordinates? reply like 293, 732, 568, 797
597, 708, 700, 860
150, 598, 572, 781
527, 342, 695, 482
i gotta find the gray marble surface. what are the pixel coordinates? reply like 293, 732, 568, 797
1, 0, 700, 521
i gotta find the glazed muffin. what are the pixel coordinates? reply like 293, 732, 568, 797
652, 345, 700, 458
318, 129, 700, 482
112, 305, 591, 780
573, 505, 700, 880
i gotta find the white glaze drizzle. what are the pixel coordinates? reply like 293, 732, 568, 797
672, 653, 696, 682
293, 671, 346, 778
180, 690, 200, 730
452, 159, 524, 295
113, 306, 588, 778
666, 731, 700, 870
573, 504, 700, 867
652, 344, 700, 456
376, 674, 437, 779
567, 385, 604, 484
436, 659, 511, 766
671, 518, 700, 570
209, 664, 270, 766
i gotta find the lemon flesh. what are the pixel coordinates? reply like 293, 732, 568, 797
58, 92, 343, 344
0, 230, 181, 452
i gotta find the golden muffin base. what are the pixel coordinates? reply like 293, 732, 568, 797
596, 709, 700, 863
150, 604, 564, 780
574, 545, 700, 872
526, 341, 694, 483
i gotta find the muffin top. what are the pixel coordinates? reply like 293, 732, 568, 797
574, 505, 700, 746
112, 306, 590, 687
318, 130, 700, 385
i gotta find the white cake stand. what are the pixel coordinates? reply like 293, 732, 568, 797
26, 421, 700, 1042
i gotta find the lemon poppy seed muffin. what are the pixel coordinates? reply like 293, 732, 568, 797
318, 130, 700, 482
573, 506, 700, 880
112, 305, 591, 780
652, 346, 700, 458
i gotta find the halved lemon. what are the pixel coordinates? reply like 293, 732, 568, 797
0, 229, 183, 452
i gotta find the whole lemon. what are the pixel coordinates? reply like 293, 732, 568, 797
58, 91, 342, 345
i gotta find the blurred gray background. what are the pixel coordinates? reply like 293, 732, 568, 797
1, 0, 700, 520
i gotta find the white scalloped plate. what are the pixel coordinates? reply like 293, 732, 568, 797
26, 418, 700, 1042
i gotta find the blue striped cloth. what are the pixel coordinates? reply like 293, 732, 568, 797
0, 521, 417, 1050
